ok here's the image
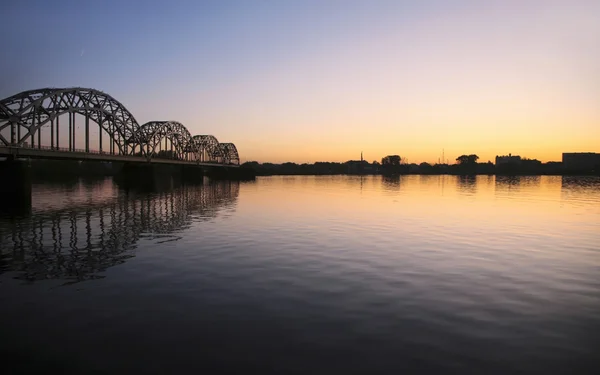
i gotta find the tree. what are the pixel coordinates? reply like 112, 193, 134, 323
382, 155, 401, 166
241, 161, 260, 169
456, 154, 479, 165
381, 155, 408, 175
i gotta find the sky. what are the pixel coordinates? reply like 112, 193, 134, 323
1, 0, 599, 163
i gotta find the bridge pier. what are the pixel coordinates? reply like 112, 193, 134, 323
117, 163, 206, 191
0, 159, 32, 215
182, 165, 205, 184
205, 166, 256, 181
118, 163, 177, 191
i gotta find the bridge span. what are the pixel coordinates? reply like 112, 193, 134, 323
0, 88, 253, 208
0, 145, 233, 167
0, 87, 240, 165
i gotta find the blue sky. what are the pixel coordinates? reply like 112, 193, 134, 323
2, 0, 599, 163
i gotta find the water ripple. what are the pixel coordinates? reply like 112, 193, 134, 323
1, 175, 599, 374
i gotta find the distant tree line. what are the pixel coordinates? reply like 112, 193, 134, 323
241, 154, 599, 176
21, 152, 597, 180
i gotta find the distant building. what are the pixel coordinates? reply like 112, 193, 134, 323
495, 153, 521, 166
346, 151, 374, 174
521, 158, 542, 168
562, 153, 600, 171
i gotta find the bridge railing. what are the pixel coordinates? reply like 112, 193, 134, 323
14, 144, 114, 155
3, 144, 239, 165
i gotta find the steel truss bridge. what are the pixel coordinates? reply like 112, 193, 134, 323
0, 88, 240, 165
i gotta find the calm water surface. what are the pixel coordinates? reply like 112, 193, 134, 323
1, 175, 599, 374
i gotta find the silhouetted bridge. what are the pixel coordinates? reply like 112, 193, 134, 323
0, 88, 240, 165
0, 88, 252, 206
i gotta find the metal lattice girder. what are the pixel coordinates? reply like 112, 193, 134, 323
129, 121, 201, 161
192, 135, 223, 162
0, 87, 241, 164
218, 143, 240, 165
0, 88, 140, 153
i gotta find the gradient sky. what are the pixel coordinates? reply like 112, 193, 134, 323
1, 0, 599, 163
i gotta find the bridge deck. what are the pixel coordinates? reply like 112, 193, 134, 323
0, 146, 238, 167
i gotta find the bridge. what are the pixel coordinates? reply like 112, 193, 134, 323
0, 88, 253, 206
0, 87, 240, 165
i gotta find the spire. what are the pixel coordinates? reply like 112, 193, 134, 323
361, 151, 363, 162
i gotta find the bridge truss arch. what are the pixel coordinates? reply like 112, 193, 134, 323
219, 143, 240, 165
0, 87, 241, 165
129, 121, 201, 162
0, 87, 140, 155
192, 135, 224, 163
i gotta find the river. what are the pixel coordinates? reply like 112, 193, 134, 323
1, 175, 599, 374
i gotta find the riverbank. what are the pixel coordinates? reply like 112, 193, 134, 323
240, 161, 599, 176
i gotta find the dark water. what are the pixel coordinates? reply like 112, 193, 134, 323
1, 175, 599, 374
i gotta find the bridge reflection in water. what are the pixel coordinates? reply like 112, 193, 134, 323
0, 180, 239, 284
